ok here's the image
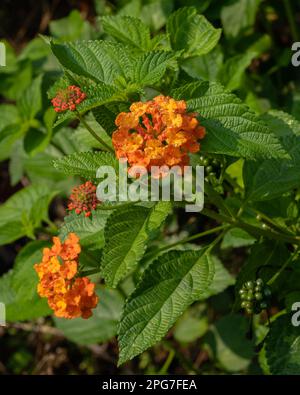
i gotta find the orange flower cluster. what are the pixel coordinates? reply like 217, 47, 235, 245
51, 85, 86, 113
34, 233, 98, 319
68, 181, 99, 217
112, 95, 206, 175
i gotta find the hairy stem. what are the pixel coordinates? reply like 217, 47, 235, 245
76, 111, 114, 153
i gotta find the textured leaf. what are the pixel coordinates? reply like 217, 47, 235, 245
93, 102, 130, 136
0, 241, 51, 321
265, 314, 300, 375
51, 40, 133, 85
118, 249, 215, 365
54, 286, 123, 345
101, 202, 172, 287
167, 7, 221, 57
59, 211, 111, 251
53, 151, 118, 179
130, 51, 175, 86
221, 228, 256, 249
101, 15, 152, 51
243, 111, 300, 201
172, 81, 286, 159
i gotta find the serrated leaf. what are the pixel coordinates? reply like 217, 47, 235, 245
243, 111, 300, 201
172, 81, 286, 159
221, 228, 256, 249
130, 51, 176, 86
53, 151, 118, 179
101, 201, 172, 287
0, 241, 51, 321
265, 314, 300, 374
59, 211, 111, 251
118, 248, 215, 365
101, 15, 152, 51
51, 40, 133, 85
54, 286, 123, 345
167, 7, 221, 57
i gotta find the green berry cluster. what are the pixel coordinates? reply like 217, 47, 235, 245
239, 279, 271, 315
198, 155, 224, 187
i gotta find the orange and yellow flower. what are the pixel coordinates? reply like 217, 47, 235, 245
112, 95, 206, 176
34, 233, 98, 319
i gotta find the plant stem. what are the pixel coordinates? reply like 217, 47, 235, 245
202, 208, 300, 246
143, 224, 228, 262
267, 248, 299, 286
96, 201, 137, 210
283, 0, 299, 41
159, 349, 175, 374
76, 111, 114, 153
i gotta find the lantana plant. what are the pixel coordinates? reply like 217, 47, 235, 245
2, 5, 300, 374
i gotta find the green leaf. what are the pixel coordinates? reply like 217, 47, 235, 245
118, 248, 215, 365
0, 241, 51, 321
101, 15, 152, 51
101, 202, 172, 287
54, 286, 123, 345
51, 40, 133, 85
221, 228, 256, 249
265, 314, 300, 374
49, 10, 88, 41
167, 7, 221, 57
221, 0, 261, 39
53, 151, 119, 179
130, 51, 176, 86
204, 314, 255, 372
218, 52, 256, 91
75, 112, 112, 149
200, 255, 235, 298
59, 211, 111, 251
17, 74, 43, 121
172, 81, 286, 159
243, 111, 300, 201
0, 184, 57, 241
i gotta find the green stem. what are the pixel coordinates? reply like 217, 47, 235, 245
76, 111, 114, 153
267, 248, 299, 286
159, 349, 175, 374
283, 0, 299, 41
143, 224, 228, 262
202, 208, 300, 246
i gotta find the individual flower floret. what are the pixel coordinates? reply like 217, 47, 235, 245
68, 181, 99, 217
34, 233, 98, 319
51, 85, 86, 113
112, 95, 206, 176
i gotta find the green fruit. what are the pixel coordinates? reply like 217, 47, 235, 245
246, 281, 254, 289
241, 301, 248, 308
239, 289, 245, 295
256, 278, 263, 286
206, 166, 213, 173
255, 292, 263, 301
246, 294, 253, 301
255, 286, 262, 292
241, 293, 248, 300
246, 308, 253, 314
203, 159, 209, 166
212, 159, 219, 166
256, 214, 262, 221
